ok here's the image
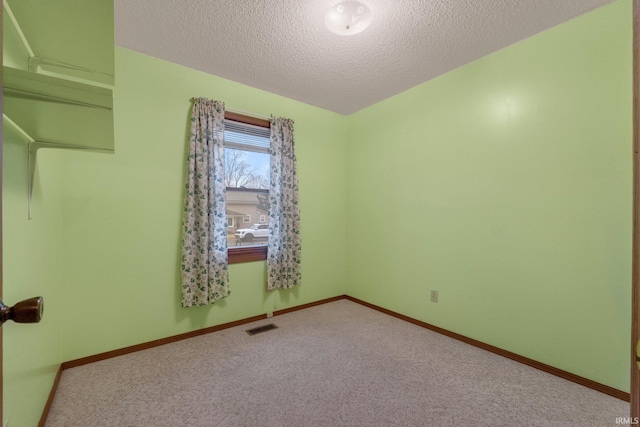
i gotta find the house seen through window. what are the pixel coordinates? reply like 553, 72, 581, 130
224, 116, 270, 254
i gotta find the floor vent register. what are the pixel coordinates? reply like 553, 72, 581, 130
245, 323, 278, 336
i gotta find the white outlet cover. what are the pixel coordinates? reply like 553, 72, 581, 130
430, 290, 439, 302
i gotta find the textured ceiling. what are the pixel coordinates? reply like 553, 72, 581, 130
115, 0, 615, 115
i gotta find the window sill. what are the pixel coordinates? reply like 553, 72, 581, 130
228, 245, 267, 264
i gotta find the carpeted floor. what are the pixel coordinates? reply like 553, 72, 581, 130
46, 299, 629, 426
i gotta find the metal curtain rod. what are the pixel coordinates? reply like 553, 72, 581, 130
189, 97, 271, 121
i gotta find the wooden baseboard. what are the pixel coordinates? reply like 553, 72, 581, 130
38, 365, 62, 427
274, 295, 345, 316
344, 295, 630, 402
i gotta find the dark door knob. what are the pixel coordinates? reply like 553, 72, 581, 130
0, 296, 44, 326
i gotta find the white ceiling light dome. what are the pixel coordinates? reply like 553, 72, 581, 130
325, 1, 372, 36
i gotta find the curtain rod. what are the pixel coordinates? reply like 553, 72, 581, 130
190, 98, 271, 121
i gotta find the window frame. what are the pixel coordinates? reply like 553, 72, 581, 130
224, 112, 271, 264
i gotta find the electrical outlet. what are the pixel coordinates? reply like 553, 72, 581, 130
430, 290, 438, 303
266, 311, 273, 318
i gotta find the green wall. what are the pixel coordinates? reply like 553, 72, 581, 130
346, 0, 632, 392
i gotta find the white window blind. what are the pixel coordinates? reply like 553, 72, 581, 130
224, 120, 270, 153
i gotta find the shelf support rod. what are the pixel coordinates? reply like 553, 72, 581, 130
28, 57, 114, 82
3, 0, 35, 59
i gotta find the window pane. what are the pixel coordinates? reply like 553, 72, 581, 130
224, 119, 270, 254
227, 188, 269, 248
224, 148, 270, 189
224, 122, 271, 249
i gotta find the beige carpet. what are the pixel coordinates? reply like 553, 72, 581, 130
46, 299, 628, 426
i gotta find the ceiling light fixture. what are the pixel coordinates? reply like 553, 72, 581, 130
325, 1, 372, 36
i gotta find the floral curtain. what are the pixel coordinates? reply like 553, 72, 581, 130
267, 117, 302, 290
181, 98, 230, 306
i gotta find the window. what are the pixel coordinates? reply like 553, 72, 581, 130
227, 217, 234, 227
224, 112, 270, 263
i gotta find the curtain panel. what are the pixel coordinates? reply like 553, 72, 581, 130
181, 98, 230, 306
267, 117, 302, 289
